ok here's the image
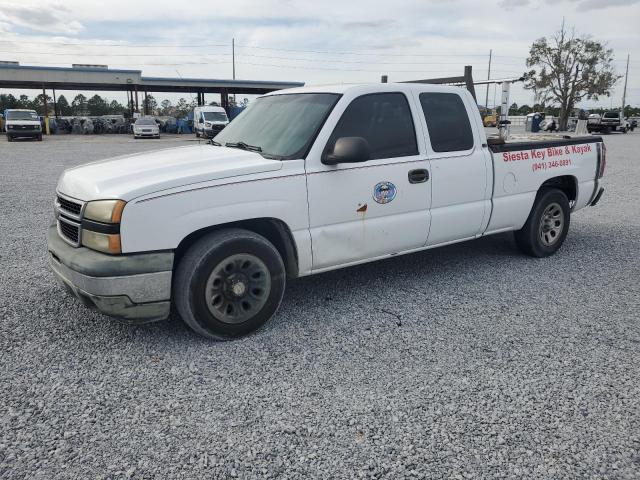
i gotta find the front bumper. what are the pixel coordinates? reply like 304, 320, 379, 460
7, 128, 40, 138
134, 132, 160, 138
47, 225, 173, 323
203, 125, 225, 138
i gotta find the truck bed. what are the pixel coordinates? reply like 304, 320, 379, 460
484, 133, 603, 236
487, 134, 602, 153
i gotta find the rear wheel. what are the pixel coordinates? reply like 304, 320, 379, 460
514, 189, 570, 258
174, 229, 286, 340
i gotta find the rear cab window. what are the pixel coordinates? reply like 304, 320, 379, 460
326, 92, 418, 160
419, 92, 474, 153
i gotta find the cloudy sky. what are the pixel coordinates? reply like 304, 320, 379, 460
0, 0, 638, 107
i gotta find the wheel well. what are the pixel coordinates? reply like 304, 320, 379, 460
174, 218, 299, 277
539, 176, 577, 204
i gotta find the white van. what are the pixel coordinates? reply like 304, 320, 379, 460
5, 109, 42, 142
193, 106, 229, 138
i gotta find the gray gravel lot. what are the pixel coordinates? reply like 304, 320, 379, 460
1, 132, 639, 479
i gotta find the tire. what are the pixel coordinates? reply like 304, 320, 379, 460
174, 229, 286, 340
37, 134, 43, 141
514, 189, 571, 258
195, 130, 200, 138
622, 127, 628, 134
6, 135, 12, 142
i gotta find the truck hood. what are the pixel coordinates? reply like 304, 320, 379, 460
57, 144, 283, 201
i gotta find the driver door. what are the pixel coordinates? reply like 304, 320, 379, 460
306, 90, 432, 271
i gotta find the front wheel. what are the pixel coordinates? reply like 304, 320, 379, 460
514, 189, 571, 258
174, 229, 286, 340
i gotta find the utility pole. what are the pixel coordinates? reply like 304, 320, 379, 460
232, 38, 236, 80
621, 53, 630, 115
484, 49, 492, 110
232, 38, 236, 106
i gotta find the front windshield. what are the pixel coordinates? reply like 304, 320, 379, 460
203, 112, 228, 122
7, 111, 38, 121
213, 93, 340, 159
135, 118, 156, 125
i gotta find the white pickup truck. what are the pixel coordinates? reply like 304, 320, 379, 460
48, 83, 606, 339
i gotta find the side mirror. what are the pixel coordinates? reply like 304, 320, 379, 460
322, 137, 371, 165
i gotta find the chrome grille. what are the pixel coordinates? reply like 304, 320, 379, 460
57, 195, 82, 217
55, 193, 85, 247
58, 216, 81, 246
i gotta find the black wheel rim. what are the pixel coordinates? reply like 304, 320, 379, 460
204, 254, 271, 324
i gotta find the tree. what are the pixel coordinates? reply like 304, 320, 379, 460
525, 23, 620, 130
108, 100, 125, 115
87, 94, 109, 116
175, 98, 190, 118
0, 93, 19, 111
517, 104, 533, 115
18, 95, 33, 109
159, 99, 173, 116
57, 95, 72, 116
34, 93, 53, 115
144, 94, 158, 115
72, 94, 88, 115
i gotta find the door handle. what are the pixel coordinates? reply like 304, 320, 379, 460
408, 169, 429, 184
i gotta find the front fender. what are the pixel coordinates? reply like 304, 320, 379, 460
119, 170, 312, 274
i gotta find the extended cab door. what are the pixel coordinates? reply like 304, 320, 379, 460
306, 89, 432, 271
416, 90, 492, 246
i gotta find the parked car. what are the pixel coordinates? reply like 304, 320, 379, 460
48, 83, 606, 339
587, 111, 629, 133
5, 109, 42, 141
193, 106, 229, 138
132, 117, 160, 139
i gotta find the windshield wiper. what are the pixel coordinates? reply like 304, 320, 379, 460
209, 139, 222, 146
225, 141, 262, 152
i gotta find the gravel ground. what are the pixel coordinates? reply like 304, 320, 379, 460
1, 132, 639, 479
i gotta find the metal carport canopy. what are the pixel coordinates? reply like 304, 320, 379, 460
139, 76, 304, 94
0, 64, 304, 94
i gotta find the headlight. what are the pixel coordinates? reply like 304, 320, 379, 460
82, 230, 121, 254
34, 125, 40, 130
84, 199, 126, 223
81, 200, 125, 254
205, 122, 212, 127
7, 125, 13, 130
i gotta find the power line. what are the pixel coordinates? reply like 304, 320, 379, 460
0, 49, 526, 67
0, 38, 516, 59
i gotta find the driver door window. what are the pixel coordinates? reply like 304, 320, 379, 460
325, 93, 418, 159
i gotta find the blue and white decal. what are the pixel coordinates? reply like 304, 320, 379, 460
373, 181, 397, 204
